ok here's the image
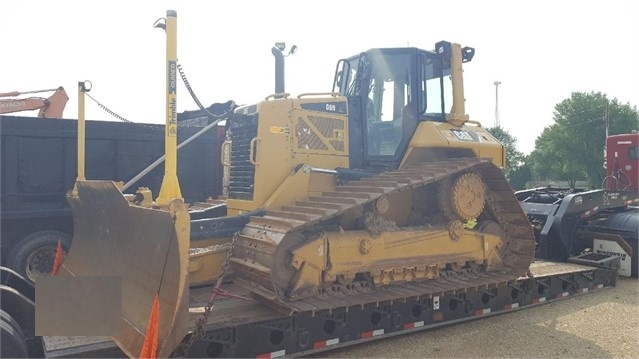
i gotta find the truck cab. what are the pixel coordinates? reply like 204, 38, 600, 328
605, 133, 639, 191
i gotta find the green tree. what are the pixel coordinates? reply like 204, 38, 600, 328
508, 162, 532, 190
527, 126, 586, 188
485, 126, 529, 188
528, 92, 638, 188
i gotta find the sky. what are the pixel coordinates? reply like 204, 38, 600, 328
2, 0, 638, 155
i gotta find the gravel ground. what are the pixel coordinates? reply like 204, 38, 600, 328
316, 277, 638, 359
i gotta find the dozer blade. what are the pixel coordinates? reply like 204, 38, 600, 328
59, 180, 190, 358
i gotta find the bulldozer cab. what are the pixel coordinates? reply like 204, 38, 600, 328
333, 42, 470, 171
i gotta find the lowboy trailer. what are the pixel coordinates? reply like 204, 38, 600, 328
29, 257, 618, 358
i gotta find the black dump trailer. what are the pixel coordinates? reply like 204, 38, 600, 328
1, 115, 225, 282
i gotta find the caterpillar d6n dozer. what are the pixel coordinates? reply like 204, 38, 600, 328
224, 42, 537, 306
59, 11, 536, 358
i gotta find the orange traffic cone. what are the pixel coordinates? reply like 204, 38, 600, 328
139, 293, 160, 358
51, 239, 63, 275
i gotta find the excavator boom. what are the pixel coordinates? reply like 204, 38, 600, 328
0, 86, 69, 118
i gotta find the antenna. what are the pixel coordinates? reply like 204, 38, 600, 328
493, 80, 502, 127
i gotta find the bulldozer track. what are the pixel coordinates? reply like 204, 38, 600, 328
230, 158, 536, 314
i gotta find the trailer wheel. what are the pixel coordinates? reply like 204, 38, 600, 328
7, 230, 71, 283
1, 308, 28, 358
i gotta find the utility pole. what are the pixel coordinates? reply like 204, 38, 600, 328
603, 98, 610, 170
493, 80, 501, 127
604, 98, 610, 139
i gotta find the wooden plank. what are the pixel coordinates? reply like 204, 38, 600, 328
43, 336, 119, 358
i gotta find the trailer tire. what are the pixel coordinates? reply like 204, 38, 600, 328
7, 230, 71, 283
1, 308, 29, 358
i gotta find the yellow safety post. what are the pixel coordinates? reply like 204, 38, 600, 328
155, 9, 183, 205
72, 80, 91, 195
443, 42, 470, 127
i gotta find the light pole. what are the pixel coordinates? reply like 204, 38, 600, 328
272, 42, 298, 94
493, 80, 501, 127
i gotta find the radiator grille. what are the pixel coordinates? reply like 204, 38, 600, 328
228, 112, 258, 200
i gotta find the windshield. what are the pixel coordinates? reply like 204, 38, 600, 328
336, 49, 452, 122
333, 47, 453, 167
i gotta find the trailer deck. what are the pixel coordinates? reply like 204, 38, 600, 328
41, 258, 618, 358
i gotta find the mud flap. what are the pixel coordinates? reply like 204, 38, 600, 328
59, 181, 189, 358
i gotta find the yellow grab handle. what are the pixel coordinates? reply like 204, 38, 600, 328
464, 119, 482, 127
221, 141, 231, 166
264, 93, 290, 100
297, 92, 340, 98
249, 138, 260, 165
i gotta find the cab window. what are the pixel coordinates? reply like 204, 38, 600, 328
419, 52, 452, 121
365, 53, 412, 157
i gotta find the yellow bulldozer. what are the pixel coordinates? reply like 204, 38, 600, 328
58, 10, 536, 358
